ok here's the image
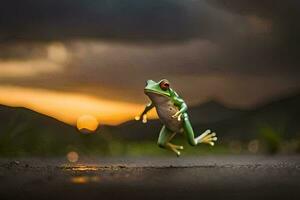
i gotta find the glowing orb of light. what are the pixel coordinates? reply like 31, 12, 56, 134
67, 151, 79, 163
76, 115, 99, 134
47, 42, 68, 63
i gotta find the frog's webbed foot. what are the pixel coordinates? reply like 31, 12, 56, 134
195, 129, 217, 146
166, 143, 184, 157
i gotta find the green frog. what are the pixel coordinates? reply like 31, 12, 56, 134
136, 79, 217, 156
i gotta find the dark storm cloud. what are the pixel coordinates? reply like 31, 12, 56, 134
0, 0, 299, 75
208, 0, 300, 74
0, 0, 300, 106
0, 0, 226, 42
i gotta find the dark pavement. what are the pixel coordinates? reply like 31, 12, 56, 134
0, 156, 300, 200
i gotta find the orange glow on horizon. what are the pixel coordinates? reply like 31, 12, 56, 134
0, 86, 157, 125
77, 115, 99, 132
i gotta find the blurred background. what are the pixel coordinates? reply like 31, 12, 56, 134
0, 0, 300, 159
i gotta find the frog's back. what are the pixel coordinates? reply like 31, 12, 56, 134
146, 92, 182, 132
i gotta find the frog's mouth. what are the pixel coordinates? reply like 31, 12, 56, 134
144, 89, 170, 97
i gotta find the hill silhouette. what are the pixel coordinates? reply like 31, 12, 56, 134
0, 105, 111, 155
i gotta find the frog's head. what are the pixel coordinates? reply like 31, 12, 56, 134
144, 79, 171, 97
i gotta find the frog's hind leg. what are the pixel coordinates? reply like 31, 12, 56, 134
182, 113, 217, 146
157, 126, 183, 156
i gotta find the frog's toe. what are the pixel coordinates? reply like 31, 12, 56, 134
195, 129, 211, 143
203, 132, 217, 140
174, 145, 184, 150
196, 131, 218, 146
172, 144, 184, 150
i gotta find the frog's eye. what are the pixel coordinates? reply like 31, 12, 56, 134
160, 80, 170, 91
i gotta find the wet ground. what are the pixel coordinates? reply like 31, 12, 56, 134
0, 156, 300, 200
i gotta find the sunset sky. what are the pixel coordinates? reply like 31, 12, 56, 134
0, 0, 299, 125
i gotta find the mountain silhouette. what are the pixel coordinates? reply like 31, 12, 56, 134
195, 92, 300, 141
188, 99, 246, 124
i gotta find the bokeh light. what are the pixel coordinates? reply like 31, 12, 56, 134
70, 176, 87, 184
229, 140, 242, 154
76, 115, 99, 133
248, 140, 260, 153
70, 176, 100, 184
67, 151, 79, 163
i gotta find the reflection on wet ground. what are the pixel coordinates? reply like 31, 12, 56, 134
64, 164, 100, 171
61, 163, 141, 185
70, 176, 101, 184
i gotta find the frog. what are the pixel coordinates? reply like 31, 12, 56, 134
136, 79, 217, 156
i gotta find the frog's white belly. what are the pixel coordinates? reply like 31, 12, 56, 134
146, 92, 182, 132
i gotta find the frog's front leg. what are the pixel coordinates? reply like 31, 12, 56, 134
171, 96, 187, 121
182, 113, 217, 146
157, 126, 183, 156
135, 102, 154, 123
